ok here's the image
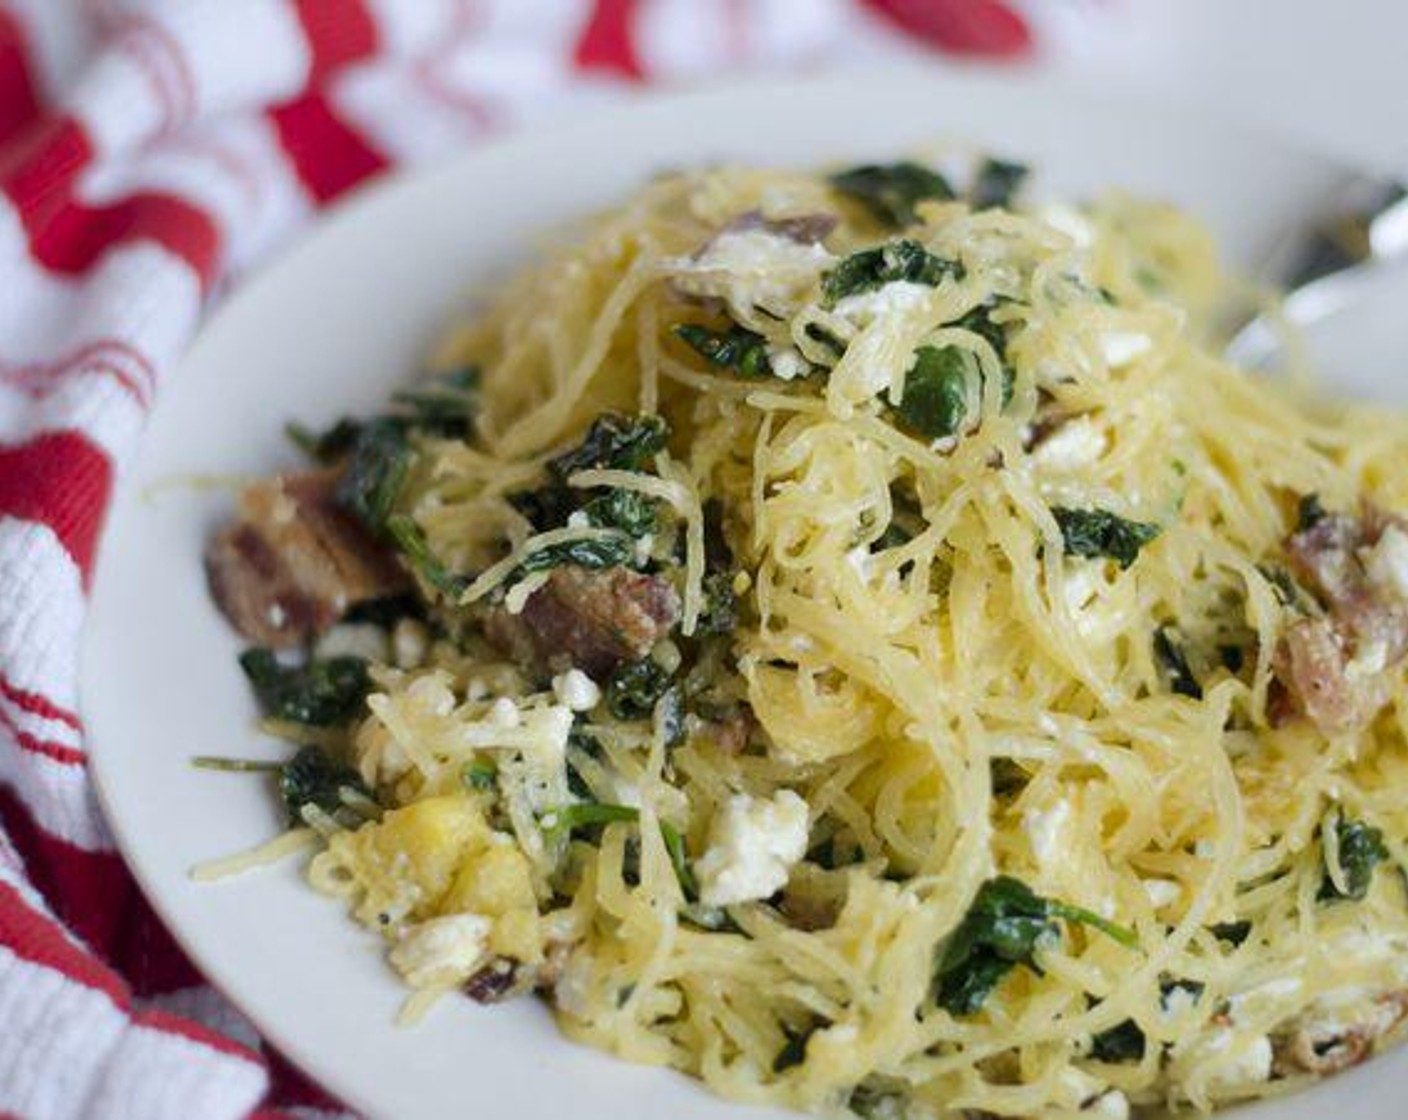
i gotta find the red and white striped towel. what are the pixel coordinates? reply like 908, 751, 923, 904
0, 2, 1090, 1116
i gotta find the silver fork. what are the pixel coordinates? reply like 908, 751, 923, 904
1223, 175, 1408, 366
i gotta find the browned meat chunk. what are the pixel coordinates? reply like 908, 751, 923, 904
205, 470, 408, 648
1272, 502, 1408, 732
482, 565, 680, 679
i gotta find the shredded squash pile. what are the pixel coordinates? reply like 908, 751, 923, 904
205, 156, 1408, 1119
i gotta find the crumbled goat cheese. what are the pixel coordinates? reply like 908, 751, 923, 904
1032, 416, 1107, 472
552, 669, 601, 713
392, 618, 430, 669
1085, 1090, 1129, 1118
1023, 800, 1071, 867
632, 534, 655, 568
768, 345, 810, 381
388, 913, 492, 988
566, 510, 591, 530
1101, 331, 1153, 368
672, 229, 833, 314
1143, 878, 1182, 909
697, 790, 810, 906
314, 622, 388, 663
487, 697, 521, 729
1200, 1031, 1273, 1090
1037, 203, 1095, 248
1362, 525, 1408, 601
832, 280, 934, 326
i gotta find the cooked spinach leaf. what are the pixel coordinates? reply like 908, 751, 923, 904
1319, 816, 1389, 902
822, 240, 963, 306
697, 571, 740, 635
582, 488, 658, 538
1090, 1017, 1146, 1063
1053, 507, 1161, 570
1153, 625, 1203, 700
1210, 919, 1252, 946
772, 1018, 826, 1073
516, 534, 634, 576
286, 417, 362, 464
549, 413, 670, 480
934, 876, 1136, 1016
830, 162, 955, 228
507, 483, 578, 533
970, 158, 1030, 210
280, 744, 376, 827
239, 649, 371, 726
391, 365, 480, 439
335, 417, 413, 534
386, 514, 470, 598
462, 758, 498, 791
892, 345, 974, 440
673, 323, 772, 378
607, 658, 675, 721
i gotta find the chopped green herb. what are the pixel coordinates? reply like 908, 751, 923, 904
1319, 816, 1389, 902
462, 758, 498, 791
892, 345, 974, 440
549, 413, 670, 480
286, 417, 362, 464
660, 820, 697, 898
279, 744, 376, 828
673, 323, 772, 378
697, 571, 739, 635
386, 514, 470, 598
391, 366, 480, 439
335, 418, 413, 534
607, 658, 675, 721
541, 802, 640, 836
1053, 507, 1161, 570
238, 649, 370, 726
582, 488, 657, 538
1209, 920, 1252, 946
970, 158, 1030, 210
1090, 1017, 1146, 1063
1154, 625, 1203, 700
822, 240, 963, 306
934, 876, 1136, 1016
830, 162, 954, 228
515, 534, 634, 576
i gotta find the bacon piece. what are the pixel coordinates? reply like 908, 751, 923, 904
205, 470, 408, 648
1273, 502, 1408, 732
1275, 990, 1408, 1076
482, 565, 680, 679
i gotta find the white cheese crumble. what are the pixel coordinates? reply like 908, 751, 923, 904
767, 345, 809, 381
671, 229, 833, 315
388, 913, 491, 988
831, 280, 934, 326
1101, 330, 1153, 368
314, 622, 388, 663
1362, 524, 1408, 601
552, 669, 601, 713
697, 790, 810, 906
1032, 416, 1107, 472
1036, 202, 1095, 248
487, 697, 521, 729
1023, 799, 1071, 867
1199, 1030, 1273, 1091
392, 618, 430, 669
566, 510, 591, 530
1143, 878, 1182, 910
1085, 1089, 1130, 1118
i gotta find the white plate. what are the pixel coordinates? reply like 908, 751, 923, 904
84, 67, 1405, 1120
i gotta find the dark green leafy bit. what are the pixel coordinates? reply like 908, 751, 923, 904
822, 240, 963, 306
607, 658, 675, 721
673, 323, 772, 378
515, 535, 635, 577
830, 162, 955, 228
951, 300, 1012, 360
1319, 817, 1389, 902
1053, 507, 1161, 570
549, 413, 670, 480
391, 366, 480, 439
772, 1018, 826, 1074
892, 345, 974, 440
280, 744, 376, 828
462, 758, 498, 791
1090, 1017, 1146, 1063
335, 418, 413, 535
848, 1084, 907, 1118
286, 417, 362, 464
934, 876, 1136, 1016
1210, 920, 1252, 946
581, 488, 657, 538
1297, 492, 1328, 531
507, 484, 578, 533
386, 514, 470, 598
541, 802, 640, 836
239, 649, 370, 726
697, 571, 739, 636
1153, 625, 1203, 700
970, 158, 1030, 211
